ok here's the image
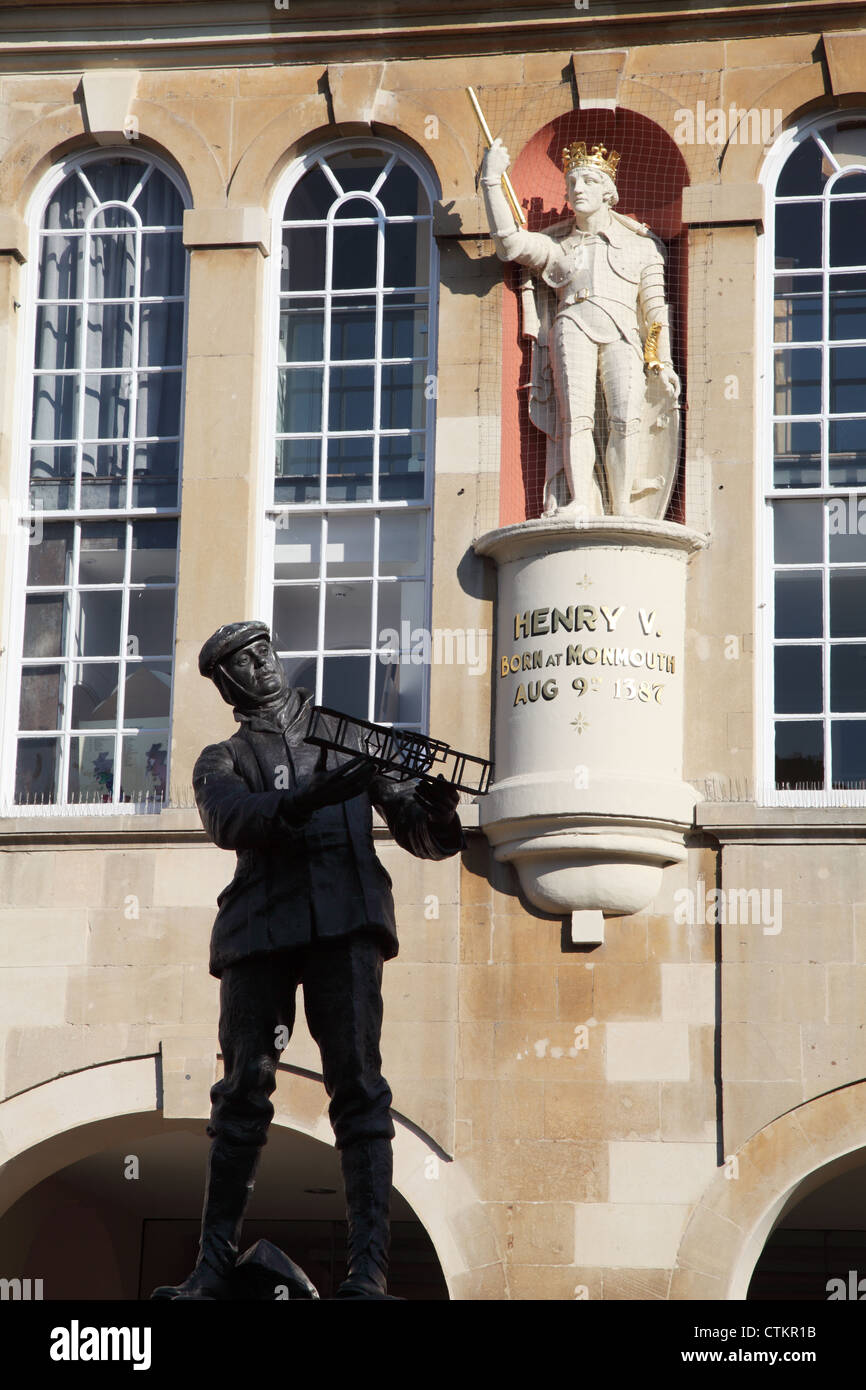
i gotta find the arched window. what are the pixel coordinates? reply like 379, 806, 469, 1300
265, 140, 437, 730
5, 152, 188, 808
762, 116, 866, 801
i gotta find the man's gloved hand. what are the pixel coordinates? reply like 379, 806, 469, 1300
413, 774, 460, 826
281, 746, 377, 822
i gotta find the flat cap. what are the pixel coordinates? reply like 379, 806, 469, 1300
198, 620, 271, 679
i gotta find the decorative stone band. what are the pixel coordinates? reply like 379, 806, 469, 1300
473, 516, 707, 934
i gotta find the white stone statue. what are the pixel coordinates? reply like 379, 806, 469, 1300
481, 138, 681, 519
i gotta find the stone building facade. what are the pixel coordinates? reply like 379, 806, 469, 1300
2, 0, 866, 1300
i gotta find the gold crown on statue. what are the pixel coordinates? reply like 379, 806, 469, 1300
562, 142, 621, 183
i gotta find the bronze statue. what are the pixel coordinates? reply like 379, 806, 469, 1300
152, 620, 462, 1300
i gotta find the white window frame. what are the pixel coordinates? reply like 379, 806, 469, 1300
757, 112, 866, 805
259, 137, 440, 733
0, 148, 190, 814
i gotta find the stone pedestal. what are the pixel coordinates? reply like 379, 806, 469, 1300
473, 516, 705, 938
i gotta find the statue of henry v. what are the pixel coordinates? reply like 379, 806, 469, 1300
480, 138, 680, 519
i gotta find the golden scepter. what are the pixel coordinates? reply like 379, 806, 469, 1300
467, 86, 527, 228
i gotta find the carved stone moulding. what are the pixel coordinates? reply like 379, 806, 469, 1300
473, 516, 706, 941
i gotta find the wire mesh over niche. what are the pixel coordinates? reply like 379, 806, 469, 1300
476, 105, 692, 533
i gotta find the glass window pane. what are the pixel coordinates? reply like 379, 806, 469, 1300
73, 674, 109, 740
284, 164, 334, 221
830, 570, 866, 636
131, 441, 179, 508
774, 348, 821, 416
829, 419, 866, 487
379, 165, 428, 217
326, 515, 374, 577
773, 420, 821, 488
381, 364, 427, 431
119, 733, 168, 801
776, 138, 829, 197
775, 720, 823, 788
334, 196, 378, 221
15, 738, 59, 803
127, 588, 175, 657
830, 346, 866, 412
277, 367, 323, 433
830, 198, 866, 268
38, 235, 83, 298
774, 500, 823, 564
775, 571, 822, 638
322, 654, 369, 719
130, 519, 178, 583
332, 225, 378, 289
829, 497, 866, 560
30, 446, 76, 511
32, 374, 78, 440
832, 720, 866, 788
327, 150, 387, 192
85, 302, 134, 368
377, 580, 426, 637
330, 300, 376, 360
324, 581, 373, 649
90, 233, 136, 299
273, 584, 320, 650
382, 301, 429, 358
79, 522, 125, 584
141, 232, 185, 297
374, 656, 423, 723
136, 370, 181, 437
68, 734, 116, 801
384, 224, 429, 288
123, 661, 171, 726
775, 204, 822, 270
830, 273, 866, 339
139, 302, 184, 367
27, 521, 74, 586
380, 434, 426, 501
280, 304, 325, 363
831, 645, 866, 712
774, 646, 822, 714
773, 275, 822, 343
379, 512, 427, 576
274, 514, 322, 579
281, 227, 326, 292
328, 366, 374, 432
83, 372, 130, 440
275, 438, 321, 503
76, 590, 123, 656
134, 168, 184, 228
280, 654, 318, 692
326, 437, 373, 502
36, 306, 81, 369
19, 666, 64, 730
23, 593, 67, 658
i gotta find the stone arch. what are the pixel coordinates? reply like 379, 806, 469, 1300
671, 1080, 866, 1299
0, 98, 222, 220
0, 1057, 500, 1300
719, 65, 829, 185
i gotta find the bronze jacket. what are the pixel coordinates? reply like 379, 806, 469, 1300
193, 689, 464, 976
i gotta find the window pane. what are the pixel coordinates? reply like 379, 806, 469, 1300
15, 738, 59, 802
273, 584, 320, 649
830, 570, 866, 636
328, 150, 387, 192
19, 666, 64, 730
328, 366, 375, 432
123, 662, 171, 725
375, 656, 423, 723
829, 498, 866, 560
32, 374, 78, 440
139, 302, 184, 367
381, 364, 427, 430
120, 733, 168, 801
36, 306, 81, 369
380, 512, 427, 576
831, 646, 866, 712
379, 165, 428, 217
135, 169, 184, 228
774, 348, 821, 415
127, 588, 175, 656
774, 646, 822, 713
281, 227, 326, 292
85, 302, 134, 368
130, 519, 178, 583
382, 300, 428, 358
776, 138, 829, 197
39, 235, 83, 298
774, 500, 822, 564
326, 515, 374, 576
775, 204, 821, 270
775, 720, 823, 787
274, 514, 322, 579
829, 346, 866, 412
324, 581, 373, 649
330, 300, 376, 360
275, 438, 321, 503
280, 654, 318, 692
334, 196, 378, 221
326, 437, 373, 502
384, 224, 429, 288
830, 198, 866, 268
829, 419, 866, 487
280, 304, 325, 363
27, 521, 74, 586
76, 590, 123, 656
277, 367, 323, 433
90, 233, 136, 299
68, 734, 116, 801
832, 720, 866, 787
23, 593, 67, 658
30, 446, 76, 510
773, 420, 821, 487
322, 654, 369, 719
380, 434, 426, 500
775, 571, 822, 638
378, 579, 426, 636
332, 225, 378, 289
141, 232, 185, 297
79, 521, 125, 584
284, 164, 334, 220
136, 370, 181, 437
830, 273, 866, 339
131, 441, 179, 508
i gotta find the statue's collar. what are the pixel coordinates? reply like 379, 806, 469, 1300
234, 687, 312, 733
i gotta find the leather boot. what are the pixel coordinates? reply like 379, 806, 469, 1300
335, 1138, 394, 1299
151, 1139, 261, 1300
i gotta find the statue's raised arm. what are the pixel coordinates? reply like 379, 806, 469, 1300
478, 136, 681, 519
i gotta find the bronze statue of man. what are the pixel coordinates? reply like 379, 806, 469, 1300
153, 620, 462, 1300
